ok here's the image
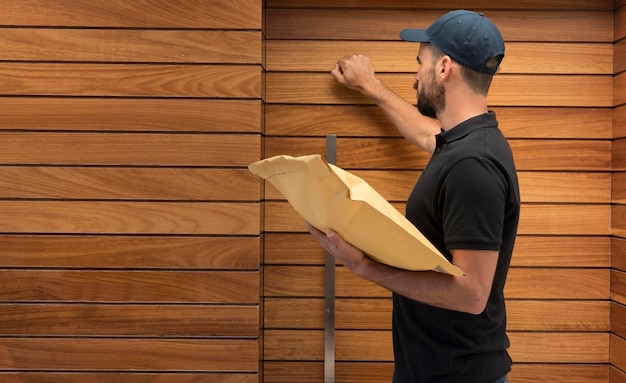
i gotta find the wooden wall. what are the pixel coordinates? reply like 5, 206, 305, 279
263, 1, 615, 382
613, 2, 626, 383
0, 1, 264, 382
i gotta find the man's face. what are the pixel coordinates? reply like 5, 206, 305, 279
415, 46, 446, 119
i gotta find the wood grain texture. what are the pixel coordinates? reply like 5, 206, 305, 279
0, 304, 258, 337
0, 373, 258, 383
265, 233, 610, 267
0, 64, 261, 98
0, 235, 260, 269
266, 41, 613, 74
0, 98, 262, 133
611, 334, 626, 373
265, 9, 613, 42
0, 167, 261, 201
1, 29, 262, 64
612, 270, 626, 305
0, 338, 259, 371
612, 302, 626, 339
264, 329, 608, 363
0, 0, 262, 29
266, 105, 612, 139
264, 298, 609, 331
0, 270, 260, 303
0, 133, 260, 166
613, 237, 626, 272
267, 0, 613, 10
264, 265, 609, 299
266, 73, 613, 107
0, 201, 260, 235
263, 361, 608, 383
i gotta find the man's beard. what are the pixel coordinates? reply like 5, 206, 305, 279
415, 76, 445, 119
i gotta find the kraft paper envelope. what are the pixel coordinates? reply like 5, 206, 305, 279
249, 154, 463, 276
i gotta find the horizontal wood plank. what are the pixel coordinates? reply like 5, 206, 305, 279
0, 235, 260, 269
266, 0, 613, 10
0, 338, 259, 371
265, 201, 611, 235
263, 170, 610, 203
0, 64, 261, 98
265, 233, 610, 268
612, 302, 626, 340
264, 266, 609, 299
611, 334, 626, 373
611, 367, 626, 383
0, 270, 259, 303
613, 172, 626, 204
0, 167, 261, 201
265, 10, 613, 42
0, 373, 258, 383
0, 98, 262, 133
266, 41, 613, 74
265, 137, 612, 171
263, 361, 608, 383
612, 270, 626, 305
616, 72, 626, 106
266, 73, 613, 107
0, 201, 260, 235
614, 138, 626, 170
265, 105, 612, 139
615, 105, 626, 139
1, 29, 261, 64
613, 205, 626, 238
0, 304, 258, 337
264, 298, 609, 331
0, 133, 260, 166
613, 237, 626, 272
264, 329, 608, 363
0, 0, 262, 29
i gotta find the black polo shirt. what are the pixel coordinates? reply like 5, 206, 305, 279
392, 112, 520, 383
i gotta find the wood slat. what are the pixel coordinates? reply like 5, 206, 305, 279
614, 138, 626, 170
615, 105, 626, 139
264, 298, 609, 331
0, 270, 259, 303
616, 39, 626, 74
0, 98, 262, 133
0, 235, 260, 269
264, 329, 608, 363
0, 373, 258, 383
617, 6, 626, 42
1, 29, 261, 64
266, 73, 613, 107
612, 302, 626, 339
265, 233, 610, 268
612, 172, 626, 204
265, 105, 612, 139
264, 170, 610, 203
266, 0, 613, 10
0, 133, 260, 166
264, 265, 609, 299
0, 338, 259, 371
266, 41, 613, 74
0, 304, 258, 337
0, 64, 261, 98
616, 72, 626, 106
613, 205, 626, 238
611, 334, 626, 373
611, 366, 626, 383
263, 361, 608, 383
265, 10, 613, 42
265, 137, 612, 171
612, 270, 626, 305
0, 0, 262, 29
613, 237, 626, 272
0, 167, 261, 201
265, 201, 610, 235
0, 201, 260, 235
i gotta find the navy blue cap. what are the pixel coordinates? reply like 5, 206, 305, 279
400, 10, 504, 74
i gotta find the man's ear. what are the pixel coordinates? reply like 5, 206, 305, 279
438, 55, 453, 81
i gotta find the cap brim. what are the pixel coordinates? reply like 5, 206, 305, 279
399, 29, 429, 42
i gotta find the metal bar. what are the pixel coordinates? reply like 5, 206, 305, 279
324, 134, 337, 383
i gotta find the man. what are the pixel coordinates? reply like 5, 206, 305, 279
307, 10, 520, 383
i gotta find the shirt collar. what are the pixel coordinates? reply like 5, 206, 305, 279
436, 111, 499, 148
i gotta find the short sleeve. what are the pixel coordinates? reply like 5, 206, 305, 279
440, 157, 507, 251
